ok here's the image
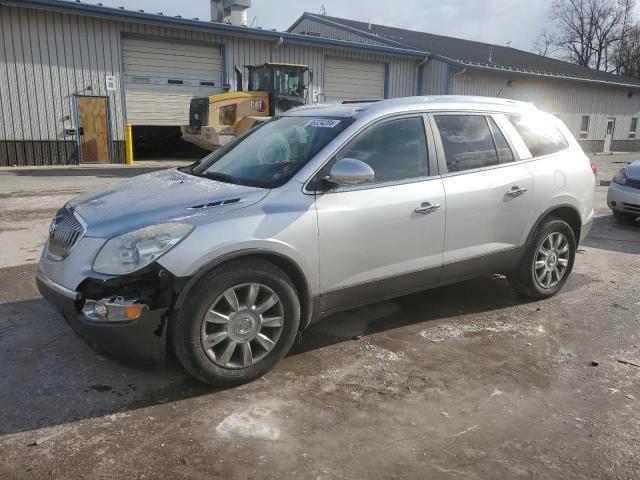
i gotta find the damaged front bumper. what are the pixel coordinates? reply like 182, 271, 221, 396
35, 268, 169, 370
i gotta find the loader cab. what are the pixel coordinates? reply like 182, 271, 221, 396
246, 63, 311, 116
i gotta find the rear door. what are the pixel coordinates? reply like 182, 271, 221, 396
430, 112, 535, 280
314, 115, 445, 313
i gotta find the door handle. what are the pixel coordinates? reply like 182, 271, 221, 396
506, 186, 528, 197
415, 202, 441, 215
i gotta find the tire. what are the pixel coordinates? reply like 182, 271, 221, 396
170, 258, 300, 386
508, 217, 576, 300
613, 210, 638, 224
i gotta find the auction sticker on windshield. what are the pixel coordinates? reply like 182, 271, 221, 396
305, 119, 342, 128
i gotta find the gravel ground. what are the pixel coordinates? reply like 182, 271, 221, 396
0, 157, 639, 479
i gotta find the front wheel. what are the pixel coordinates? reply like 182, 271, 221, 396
508, 217, 576, 300
170, 259, 301, 386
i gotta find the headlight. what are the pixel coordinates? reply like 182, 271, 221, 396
612, 168, 627, 186
93, 223, 194, 275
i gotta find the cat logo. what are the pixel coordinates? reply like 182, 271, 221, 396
250, 100, 266, 112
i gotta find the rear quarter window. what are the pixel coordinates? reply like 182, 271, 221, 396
508, 114, 569, 157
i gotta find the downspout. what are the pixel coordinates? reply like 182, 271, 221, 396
449, 67, 467, 95
272, 36, 284, 61
416, 55, 430, 96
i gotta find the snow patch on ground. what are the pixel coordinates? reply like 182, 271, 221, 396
419, 320, 538, 342
215, 402, 284, 441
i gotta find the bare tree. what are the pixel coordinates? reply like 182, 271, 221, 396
533, 31, 557, 57
612, 24, 640, 76
539, 0, 636, 72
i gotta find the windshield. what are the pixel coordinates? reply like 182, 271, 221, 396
273, 68, 304, 97
189, 116, 354, 188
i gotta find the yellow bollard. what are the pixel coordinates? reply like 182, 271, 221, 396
124, 123, 134, 165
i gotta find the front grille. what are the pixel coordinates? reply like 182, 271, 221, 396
626, 178, 640, 190
622, 202, 640, 213
47, 208, 86, 261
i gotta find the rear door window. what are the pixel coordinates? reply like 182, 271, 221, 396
435, 115, 499, 173
508, 114, 569, 157
487, 117, 515, 164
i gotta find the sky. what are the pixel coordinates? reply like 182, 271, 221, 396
88, 0, 555, 53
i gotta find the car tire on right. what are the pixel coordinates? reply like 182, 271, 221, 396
508, 217, 576, 300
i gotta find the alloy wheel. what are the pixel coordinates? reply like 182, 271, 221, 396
200, 283, 284, 369
533, 232, 570, 289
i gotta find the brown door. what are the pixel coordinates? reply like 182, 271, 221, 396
77, 97, 110, 163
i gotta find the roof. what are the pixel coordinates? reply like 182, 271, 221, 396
249, 62, 309, 69
6, 0, 425, 59
291, 13, 640, 89
285, 95, 538, 118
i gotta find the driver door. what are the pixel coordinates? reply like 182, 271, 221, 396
314, 115, 446, 314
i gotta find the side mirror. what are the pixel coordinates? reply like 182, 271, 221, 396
326, 158, 374, 186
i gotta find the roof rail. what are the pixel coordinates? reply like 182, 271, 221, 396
341, 99, 383, 104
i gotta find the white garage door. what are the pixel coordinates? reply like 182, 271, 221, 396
324, 57, 385, 102
122, 37, 223, 126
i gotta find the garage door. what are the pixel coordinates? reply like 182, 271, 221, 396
324, 57, 385, 102
122, 37, 223, 126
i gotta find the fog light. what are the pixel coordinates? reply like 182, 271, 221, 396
82, 297, 147, 322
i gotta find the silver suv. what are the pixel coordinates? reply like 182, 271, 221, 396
36, 96, 595, 385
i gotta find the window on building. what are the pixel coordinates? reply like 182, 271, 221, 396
630, 118, 638, 139
579, 115, 590, 140
508, 114, 569, 157
335, 116, 429, 183
435, 115, 500, 172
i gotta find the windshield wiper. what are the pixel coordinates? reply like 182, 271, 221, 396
199, 171, 236, 184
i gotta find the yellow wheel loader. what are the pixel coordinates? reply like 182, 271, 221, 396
181, 62, 312, 151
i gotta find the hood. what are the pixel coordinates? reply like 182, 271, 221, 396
625, 160, 640, 180
68, 169, 269, 238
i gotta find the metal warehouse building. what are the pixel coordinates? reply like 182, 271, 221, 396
0, 0, 424, 166
3, 1, 640, 167
290, 13, 640, 154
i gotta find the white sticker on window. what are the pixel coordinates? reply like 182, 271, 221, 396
304, 119, 341, 128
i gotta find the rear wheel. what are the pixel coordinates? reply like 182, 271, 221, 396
171, 259, 300, 386
613, 210, 638, 224
508, 217, 576, 300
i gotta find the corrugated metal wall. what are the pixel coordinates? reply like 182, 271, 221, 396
290, 17, 389, 46
451, 70, 640, 142
0, 4, 123, 165
422, 59, 449, 95
0, 4, 418, 165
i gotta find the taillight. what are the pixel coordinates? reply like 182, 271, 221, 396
590, 160, 598, 175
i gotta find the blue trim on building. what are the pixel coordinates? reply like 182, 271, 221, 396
221, 43, 229, 86
10, 0, 426, 59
